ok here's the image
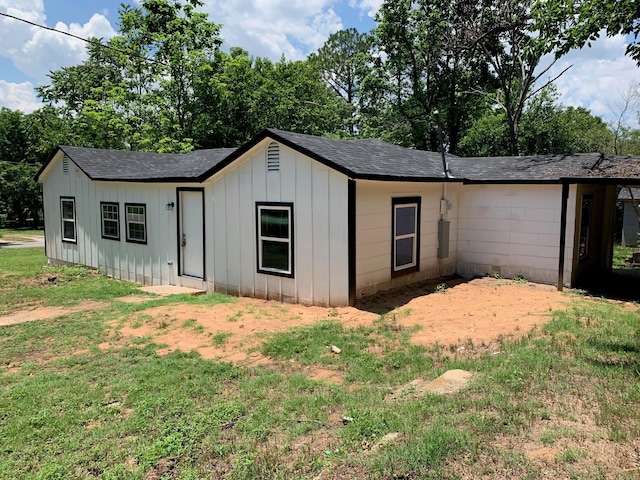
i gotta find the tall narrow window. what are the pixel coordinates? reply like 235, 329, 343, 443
392, 197, 421, 276
256, 203, 294, 277
61, 197, 76, 243
101, 202, 120, 240
125, 203, 147, 244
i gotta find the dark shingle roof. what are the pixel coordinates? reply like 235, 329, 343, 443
447, 153, 606, 182
46, 145, 237, 182
36, 129, 640, 184
260, 129, 458, 180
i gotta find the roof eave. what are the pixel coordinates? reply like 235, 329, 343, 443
462, 178, 562, 185
34, 146, 64, 183
92, 176, 203, 183
355, 174, 462, 182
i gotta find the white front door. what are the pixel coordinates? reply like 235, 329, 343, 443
179, 190, 204, 278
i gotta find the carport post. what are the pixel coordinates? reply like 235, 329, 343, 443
557, 181, 570, 291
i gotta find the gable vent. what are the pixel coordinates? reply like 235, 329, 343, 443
62, 155, 70, 175
267, 142, 280, 172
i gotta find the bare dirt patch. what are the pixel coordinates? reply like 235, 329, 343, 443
0, 301, 108, 326
0, 277, 571, 366
103, 277, 569, 365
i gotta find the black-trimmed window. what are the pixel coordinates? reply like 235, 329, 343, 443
392, 197, 420, 277
101, 202, 120, 240
125, 203, 147, 244
61, 197, 76, 243
256, 203, 294, 277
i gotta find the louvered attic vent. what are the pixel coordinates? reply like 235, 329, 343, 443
62, 155, 70, 175
267, 142, 280, 172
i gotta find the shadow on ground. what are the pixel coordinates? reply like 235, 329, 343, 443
577, 268, 640, 302
354, 275, 469, 314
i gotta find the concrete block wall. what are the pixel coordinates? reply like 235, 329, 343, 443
456, 184, 575, 285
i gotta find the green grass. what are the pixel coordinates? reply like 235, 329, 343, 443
0, 247, 234, 316
612, 245, 637, 269
0, 228, 44, 237
0, 248, 639, 479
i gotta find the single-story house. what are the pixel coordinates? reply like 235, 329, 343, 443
35, 129, 640, 306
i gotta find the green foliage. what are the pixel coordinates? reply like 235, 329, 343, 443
0, 162, 41, 227
37, 0, 223, 152
458, 111, 510, 157
309, 28, 373, 136
533, 0, 640, 65
460, 86, 615, 156
0, 107, 58, 226
35, 1, 347, 153
613, 245, 636, 269
370, 0, 495, 153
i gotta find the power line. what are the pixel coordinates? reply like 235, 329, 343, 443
0, 11, 168, 67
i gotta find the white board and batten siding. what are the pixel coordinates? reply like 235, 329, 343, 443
355, 181, 459, 298
456, 184, 576, 285
207, 140, 350, 306
41, 151, 190, 287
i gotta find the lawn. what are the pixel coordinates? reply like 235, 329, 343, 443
1, 248, 639, 479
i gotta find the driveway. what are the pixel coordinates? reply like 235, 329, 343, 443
0, 235, 45, 248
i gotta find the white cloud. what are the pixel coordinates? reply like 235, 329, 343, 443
0, 2, 116, 82
201, 0, 343, 60
348, 0, 383, 19
0, 80, 41, 113
538, 33, 640, 126
0, 1, 46, 64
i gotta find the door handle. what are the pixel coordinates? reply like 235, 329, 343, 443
181, 234, 187, 247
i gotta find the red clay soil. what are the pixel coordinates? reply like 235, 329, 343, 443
102, 277, 570, 363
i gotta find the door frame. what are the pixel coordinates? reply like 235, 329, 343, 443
176, 187, 206, 279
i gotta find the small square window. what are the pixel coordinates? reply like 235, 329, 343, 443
101, 202, 120, 240
125, 203, 147, 244
256, 203, 293, 277
61, 197, 76, 243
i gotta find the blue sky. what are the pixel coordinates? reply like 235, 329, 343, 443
0, 0, 637, 127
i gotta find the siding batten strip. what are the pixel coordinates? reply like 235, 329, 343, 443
348, 179, 356, 305
558, 181, 570, 291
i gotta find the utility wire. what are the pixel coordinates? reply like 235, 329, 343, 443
0, 11, 168, 67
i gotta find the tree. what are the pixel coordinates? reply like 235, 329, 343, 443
309, 28, 372, 135
519, 88, 613, 154
456, 0, 573, 155
460, 87, 614, 156
0, 108, 29, 164
605, 83, 640, 155
38, 0, 222, 152
255, 56, 348, 137
371, 0, 499, 153
0, 108, 44, 226
533, 0, 640, 64
0, 162, 41, 227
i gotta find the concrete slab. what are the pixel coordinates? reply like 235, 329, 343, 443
140, 285, 205, 296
